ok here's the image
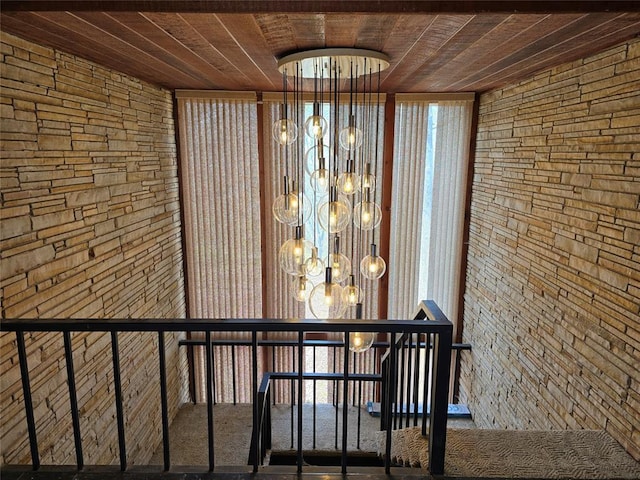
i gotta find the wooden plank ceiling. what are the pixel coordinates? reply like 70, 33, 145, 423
1, 1, 640, 93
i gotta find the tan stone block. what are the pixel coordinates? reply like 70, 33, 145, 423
27, 249, 88, 285
66, 187, 110, 207
94, 171, 127, 186
0, 215, 31, 241
0, 244, 55, 281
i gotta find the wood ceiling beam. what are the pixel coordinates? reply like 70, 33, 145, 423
2, 1, 640, 14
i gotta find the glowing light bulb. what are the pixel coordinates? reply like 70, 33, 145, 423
309, 281, 345, 319
272, 118, 298, 146
319, 197, 351, 233
360, 245, 386, 280
304, 247, 324, 277
339, 125, 363, 150
311, 168, 329, 192
347, 332, 375, 353
354, 201, 382, 230
290, 276, 310, 302
305, 114, 327, 140
279, 235, 313, 276
338, 172, 357, 195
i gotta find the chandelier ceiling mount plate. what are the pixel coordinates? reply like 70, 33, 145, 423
277, 48, 391, 79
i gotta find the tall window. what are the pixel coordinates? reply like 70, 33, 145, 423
177, 92, 473, 404
388, 95, 474, 331
176, 92, 263, 402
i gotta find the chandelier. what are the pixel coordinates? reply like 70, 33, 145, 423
272, 48, 390, 351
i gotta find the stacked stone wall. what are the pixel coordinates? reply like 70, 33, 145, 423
0, 32, 188, 465
461, 38, 639, 460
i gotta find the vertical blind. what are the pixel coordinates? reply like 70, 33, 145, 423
177, 92, 263, 402
177, 91, 473, 404
388, 96, 473, 331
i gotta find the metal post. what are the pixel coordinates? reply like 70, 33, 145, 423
297, 331, 304, 473
16, 331, 40, 470
428, 329, 452, 475
384, 332, 397, 474
205, 331, 215, 471
63, 331, 83, 470
252, 332, 259, 472
110, 331, 127, 471
158, 332, 170, 471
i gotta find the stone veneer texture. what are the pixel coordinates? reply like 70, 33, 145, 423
0, 32, 188, 465
460, 38, 639, 460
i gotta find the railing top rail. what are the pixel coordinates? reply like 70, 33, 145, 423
0, 316, 452, 333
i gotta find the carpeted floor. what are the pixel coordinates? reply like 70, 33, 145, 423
149, 403, 640, 479
149, 403, 419, 466
379, 426, 640, 479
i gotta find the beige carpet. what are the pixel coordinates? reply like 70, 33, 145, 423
378, 426, 640, 479
149, 403, 390, 466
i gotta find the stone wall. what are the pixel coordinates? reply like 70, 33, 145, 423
0, 32, 188, 465
461, 38, 639, 460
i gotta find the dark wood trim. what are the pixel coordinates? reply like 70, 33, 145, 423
173, 93, 197, 403
256, 92, 271, 371
3, 1, 638, 13
451, 92, 480, 403
257, 93, 268, 320
378, 93, 395, 321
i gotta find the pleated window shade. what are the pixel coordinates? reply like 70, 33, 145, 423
388, 98, 473, 331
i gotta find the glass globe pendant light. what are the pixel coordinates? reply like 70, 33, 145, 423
279, 226, 313, 276
309, 267, 347, 319
337, 158, 357, 196
347, 331, 375, 353
339, 114, 363, 151
360, 243, 386, 280
327, 235, 351, 283
357, 162, 376, 193
353, 187, 382, 230
310, 156, 329, 193
318, 187, 351, 233
272, 104, 298, 146
341, 275, 362, 306
290, 275, 311, 302
273, 179, 310, 226
304, 246, 324, 277
305, 139, 332, 176
304, 102, 328, 140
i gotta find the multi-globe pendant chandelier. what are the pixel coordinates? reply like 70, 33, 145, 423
273, 48, 389, 349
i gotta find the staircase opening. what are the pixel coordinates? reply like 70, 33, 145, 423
268, 450, 384, 467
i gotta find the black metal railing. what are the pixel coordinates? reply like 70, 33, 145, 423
0, 300, 453, 475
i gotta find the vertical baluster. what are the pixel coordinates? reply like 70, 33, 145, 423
158, 332, 170, 471
422, 333, 432, 436
252, 332, 259, 472
428, 329, 452, 475
333, 345, 338, 449
405, 333, 413, 428
356, 379, 362, 450
271, 346, 276, 405
63, 331, 83, 470
384, 332, 397, 475
205, 331, 215, 471
231, 344, 237, 405
110, 331, 127, 471
412, 333, 421, 426
297, 332, 304, 473
16, 331, 40, 470
341, 331, 349, 474
292, 343, 296, 405
312, 345, 317, 450
396, 335, 406, 430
